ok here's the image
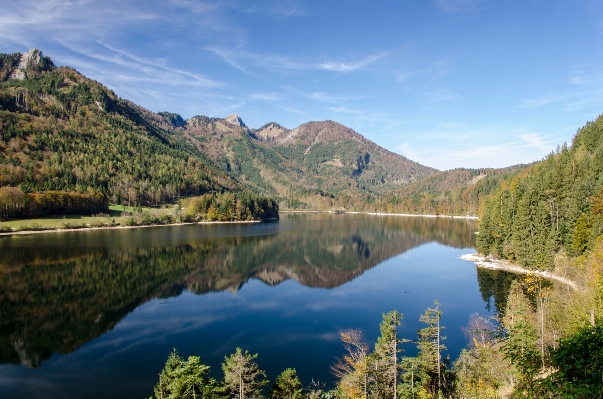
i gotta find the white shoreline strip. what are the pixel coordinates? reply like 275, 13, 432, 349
280, 210, 479, 219
461, 253, 579, 291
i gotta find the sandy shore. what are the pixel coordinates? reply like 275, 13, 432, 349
461, 253, 579, 290
360, 212, 478, 219
0, 219, 265, 237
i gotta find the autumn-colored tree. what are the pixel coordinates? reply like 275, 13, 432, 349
331, 329, 370, 399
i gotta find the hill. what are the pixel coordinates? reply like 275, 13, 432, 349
456, 113, 603, 397
379, 165, 530, 216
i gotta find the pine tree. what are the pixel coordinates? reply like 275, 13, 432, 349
154, 349, 223, 399
416, 301, 446, 395
269, 368, 303, 399
371, 310, 403, 399
222, 348, 269, 399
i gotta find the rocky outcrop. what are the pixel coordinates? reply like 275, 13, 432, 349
225, 113, 246, 127
9, 49, 53, 80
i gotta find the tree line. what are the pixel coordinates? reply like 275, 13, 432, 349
463, 112, 603, 397
150, 298, 601, 399
0, 186, 107, 219
186, 191, 279, 222
149, 305, 449, 399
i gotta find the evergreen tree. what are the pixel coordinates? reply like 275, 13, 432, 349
269, 368, 303, 399
371, 310, 403, 399
222, 348, 269, 399
154, 349, 223, 399
415, 301, 446, 396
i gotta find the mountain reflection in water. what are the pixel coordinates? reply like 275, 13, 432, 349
0, 214, 482, 369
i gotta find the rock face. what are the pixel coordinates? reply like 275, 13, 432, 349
224, 113, 246, 128
9, 49, 47, 80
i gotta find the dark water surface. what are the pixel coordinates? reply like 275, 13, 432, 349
0, 214, 513, 399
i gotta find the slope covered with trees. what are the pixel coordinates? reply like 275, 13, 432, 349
465, 114, 603, 397
477, 113, 603, 269
0, 50, 238, 217
379, 165, 529, 216
0, 49, 443, 215
159, 114, 438, 210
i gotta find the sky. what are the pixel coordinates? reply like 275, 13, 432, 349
1, 0, 603, 170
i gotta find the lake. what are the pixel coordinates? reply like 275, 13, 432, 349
0, 213, 515, 399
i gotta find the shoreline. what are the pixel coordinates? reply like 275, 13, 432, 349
0, 219, 268, 237
0, 209, 476, 237
280, 210, 479, 219
460, 253, 579, 290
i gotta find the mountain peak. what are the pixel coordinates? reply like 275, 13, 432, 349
225, 113, 246, 128
9, 49, 55, 80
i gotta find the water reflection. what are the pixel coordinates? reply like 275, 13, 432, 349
0, 214, 478, 368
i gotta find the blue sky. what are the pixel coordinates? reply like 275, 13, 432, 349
1, 0, 603, 170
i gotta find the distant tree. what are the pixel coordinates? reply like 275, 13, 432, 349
0, 186, 26, 219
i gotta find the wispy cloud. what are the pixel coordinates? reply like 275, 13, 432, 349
207, 47, 387, 74
239, 0, 308, 18
520, 133, 553, 153
521, 94, 565, 108
397, 143, 424, 163
248, 92, 282, 102
396, 59, 450, 84
421, 88, 458, 102
317, 53, 386, 73
307, 92, 369, 103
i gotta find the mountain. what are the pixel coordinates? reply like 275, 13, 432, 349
0, 49, 436, 210
160, 112, 437, 209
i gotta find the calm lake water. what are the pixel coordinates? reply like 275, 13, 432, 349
0, 213, 514, 399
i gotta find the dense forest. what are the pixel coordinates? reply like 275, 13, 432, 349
0, 50, 440, 218
466, 114, 603, 397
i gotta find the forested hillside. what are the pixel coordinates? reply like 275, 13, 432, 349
377, 165, 529, 216
460, 114, 603, 398
0, 50, 237, 215
477, 113, 603, 269
158, 114, 437, 210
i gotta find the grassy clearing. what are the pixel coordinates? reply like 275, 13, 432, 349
0, 205, 180, 232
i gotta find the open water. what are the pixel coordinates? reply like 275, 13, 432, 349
0, 213, 515, 399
